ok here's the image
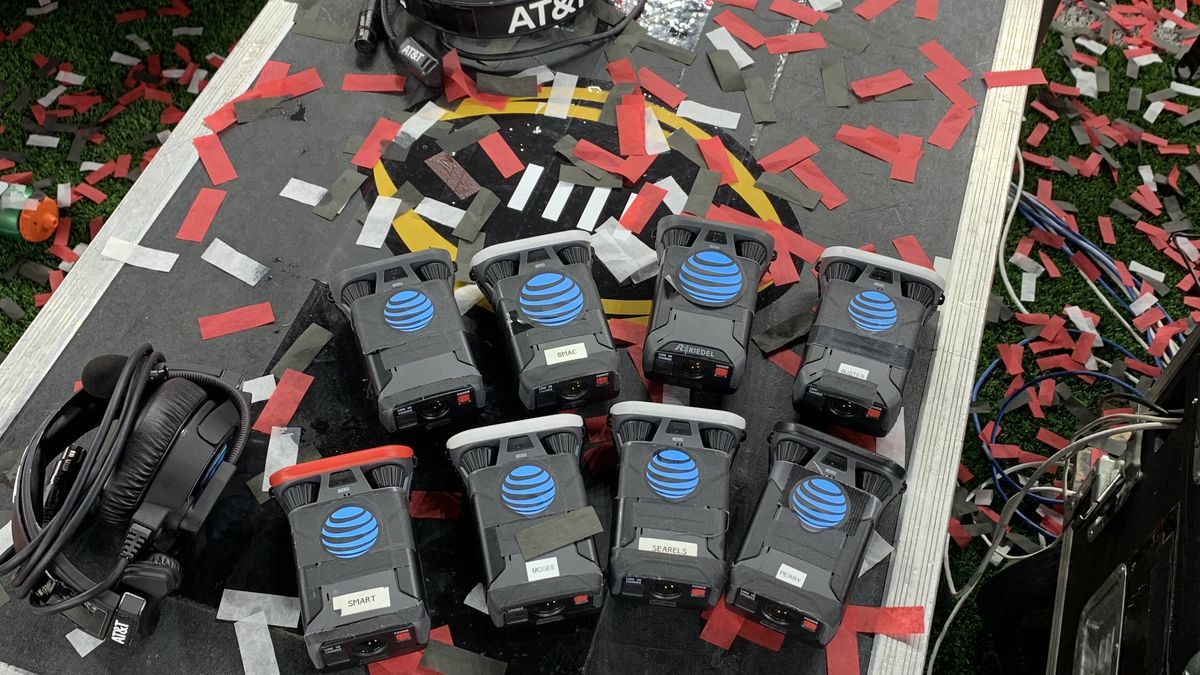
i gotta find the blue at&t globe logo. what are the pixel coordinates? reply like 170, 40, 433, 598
518, 272, 584, 327
321, 505, 379, 559
644, 449, 699, 500
790, 476, 848, 531
678, 250, 743, 305
847, 290, 897, 332
501, 465, 557, 516
383, 289, 435, 332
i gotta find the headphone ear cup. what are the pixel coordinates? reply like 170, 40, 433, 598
143, 552, 183, 593
97, 378, 208, 526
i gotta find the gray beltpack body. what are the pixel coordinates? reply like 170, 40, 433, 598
469, 232, 620, 411
330, 249, 484, 431
727, 423, 904, 644
270, 447, 430, 670
792, 246, 945, 436
644, 216, 775, 393
446, 414, 605, 628
608, 401, 746, 608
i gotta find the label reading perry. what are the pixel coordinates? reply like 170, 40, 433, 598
775, 563, 808, 589
637, 536, 698, 557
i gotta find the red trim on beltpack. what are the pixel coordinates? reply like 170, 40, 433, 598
268, 445, 414, 488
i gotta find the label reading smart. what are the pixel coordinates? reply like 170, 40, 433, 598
637, 537, 698, 557
837, 363, 870, 381
332, 586, 392, 617
525, 557, 560, 582
775, 563, 808, 589
545, 342, 587, 365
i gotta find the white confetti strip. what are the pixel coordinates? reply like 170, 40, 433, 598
857, 530, 894, 577
357, 195, 403, 248
110, 51, 141, 66
644, 107, 670, 155
577, 187, 610, 233
1129, 260, 1166, 283
65, 629, 104, 658
662, 384, 690, 406
279, 178, 328, 206
79, 161, 105, 172
202, 238, 269, 286
1138, 164, 1156, 189
173, 26, 204, 36
507, 163, 544, 210
1132, 53, 1162, 67
463, 583, 489, 614
1065, 305, 1098, 335
26, 1, 58, 15
0, 520, 11, 551
592, 217, 657, 284
809, 0, 842, 9
1074, 37, 1107, 55
125, 33, 151, 51
1009, 251, 1043, 275
1070, 68, 1097, 99
395, 101, 446, 147
1143, 100, 1165, 124
234, 613, 280, 675
545, 72, 578, 118
188, 69, 209, 95
162, 68, 186, 79
241, 375, 277, 403
1129, 293, 1158, 316
655, 176, 687, 215
261, 427, 300, 492
217, 590, 301, 627
455, 284, 484, 313
1020, 271, 1037, 303
676, 100, 741, 130
26, 134, 60, 148
415, 197, 466, 228
542, 181, 574, 221
102, 239, 178, 272
706, 28, 754, 69
1171, 81, 1200, 97
514, 64, 555, 84
58, 243, 87, 273
55, 71, 85, 86
876, 408, 906, 468
56, 183, 71, 208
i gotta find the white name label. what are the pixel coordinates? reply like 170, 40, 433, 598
545, 342, 587, 365
637, 537, 698, 557
775, 563, 808, 589
837, 363, 869, 381
525, 557, 560, 582
332, 586, 391, 617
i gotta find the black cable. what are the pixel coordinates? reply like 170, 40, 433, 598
1097, 391, 1180, 416
441, 0, 647, 65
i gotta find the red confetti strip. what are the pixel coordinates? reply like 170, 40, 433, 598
341, 73, 406, 92
698, 136, 736, 184
835, 124, 898, 162
826, 605, 926, 675
699, 598, 745, 649
928, 105, 975, 150
177, 188, 226, 242
606, 58, 637, 85
115, 9, 148, 24
351, 117, 403, 169
851, 69, 914, 98
714, 0, 756, 8
919, 41, 970, 80
1026, 122, 1050, 148
478, 131, 524, 178
90, 216, 104, 240
608, 318, 649, 345
160, 106, 185, 125
791, 158, 847, 210
892, 234, 933, 269
889, 133, 924, 183
957, 464, 974, 483
7, 21, 35, 43
1069, 251, 1102, 281
637, 67, 686, 108
766, 348, 803, 376
925, 69, 978, 108
258, 67, 324, 98
997, 343, 1024, 376
853, 0, 902, 20
252, 369, 314, 434
948, 517, 971, 547
73, 183, 107, 204
408, 491, 462, 519
1038, 250, 1060, 278
1036, 428, 1069, 451
257, 60, 290, 84
758, 136, 819, 173
714, 10, 767, 48
764, 32, 826, 54
617, 96, 647, 156
193, 134, 237, 185
983, 68, 1048, 87
915, 0, 938, 20
1124, 357, 1161, 378
198, 301, 275, 340
619, 183, 668, 234
769, 0, 829, 24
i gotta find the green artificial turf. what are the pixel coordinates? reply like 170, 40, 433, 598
933, 4, 1200, 673
0, 1, 266, 354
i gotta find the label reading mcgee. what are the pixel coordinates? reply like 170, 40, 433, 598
837, 363, 870, 381
545, 342, 587, 365
332, 586, 391, 617
526, 557, 560, 582
775, 563, 808, 589
637, 537, 698, 557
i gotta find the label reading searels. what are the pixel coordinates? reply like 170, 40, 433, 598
526, 557, 560, 582
545, 342, 587, 365
775, 563, 808, 589
332, 586, 391, 617
837, 363, 870, 381
637, 537, 698, 557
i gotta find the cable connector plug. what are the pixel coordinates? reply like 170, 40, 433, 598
120, 523, 153, 561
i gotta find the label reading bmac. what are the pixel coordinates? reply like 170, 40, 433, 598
545, 342, 587, 365
637, 537, 698, 557
775, 563, 808, 589
526, 557, 560, 582
837, 363, 869, 381
332, 586, 391, 617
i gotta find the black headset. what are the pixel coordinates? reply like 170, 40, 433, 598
1, 343, 250, 647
